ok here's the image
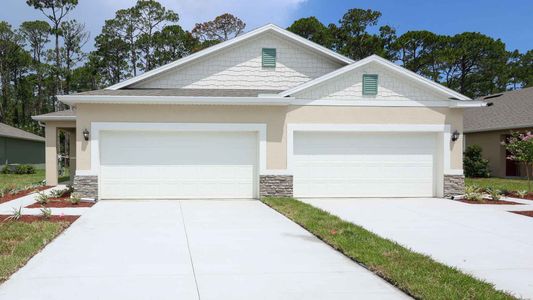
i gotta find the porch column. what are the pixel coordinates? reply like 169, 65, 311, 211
45, 125, 58, 186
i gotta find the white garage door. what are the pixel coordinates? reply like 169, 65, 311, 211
293, 131, 437, 197
99, 131, 258, 199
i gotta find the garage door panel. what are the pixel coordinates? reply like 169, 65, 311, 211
293, 131, 437, 197
99, 131, 257, 199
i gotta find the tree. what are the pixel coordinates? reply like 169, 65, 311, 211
503, 132, 533, 191
192, 13, 245, 42
134, 0, 179, 71
287, 17, 333, 48
26, 0, 79, 96
19, 20, 50, 63
94, 25, 130, 85
153, 25, 199, 67
516, 50, 533, 88
393, 31, 441, 79
60, 20, 89, 94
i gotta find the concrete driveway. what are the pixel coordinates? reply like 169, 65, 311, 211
301, 198, 533, 299
0, 200, 408, 300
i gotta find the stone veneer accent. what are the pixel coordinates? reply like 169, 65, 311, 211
260, 175, 293, 197
444, 174, 465, 197
72, 175, 98, 199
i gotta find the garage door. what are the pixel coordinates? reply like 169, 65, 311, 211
99, 131, 258, 199
293, 131, 437, 197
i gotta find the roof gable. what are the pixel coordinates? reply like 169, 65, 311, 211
107, 24, 354, 91
281, 55, 471, 101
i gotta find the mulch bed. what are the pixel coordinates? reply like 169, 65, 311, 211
25, 196, 94, 208
458, 198, 522, 205
0, 186, 52, 205
0, 215, 79, 223
510, 211, 533, 218
505, 192, 533, 200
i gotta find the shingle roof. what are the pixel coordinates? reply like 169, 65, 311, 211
464, 87, 533, 133
32, 110, 76, 121
76, 89, 284, 97
0, 123, 44, 142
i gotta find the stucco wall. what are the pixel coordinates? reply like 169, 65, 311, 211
465, 128, 533, 177
132, 33, 343, 91
75, 104, 463, 172
295, 62, 448, 101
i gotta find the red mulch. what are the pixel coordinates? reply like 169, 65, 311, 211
458, 198, 523, 205
0, 186, 52, 204
25, 197, 94, 208
510, 211, 533, 218
0, 215, 79, 223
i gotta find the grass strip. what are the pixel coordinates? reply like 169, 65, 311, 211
262, 197, 516, 300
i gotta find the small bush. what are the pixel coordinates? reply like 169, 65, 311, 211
5, 207, 23, 221
35, 192, 49, 205
1, 164, 36, 174
464, 185, 483, 201
40, 207, 52, 219
464, 145, 490, 178
69, 197, 81, 205
517, 190, 528, 198
1, 184, 18, 197
487, 188, 501, 201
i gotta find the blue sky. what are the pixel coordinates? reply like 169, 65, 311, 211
1, 0, 531, 53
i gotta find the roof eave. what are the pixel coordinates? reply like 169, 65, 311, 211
57, 95, 293, 106
31, 115, 77, 122
0, 133, 44, 142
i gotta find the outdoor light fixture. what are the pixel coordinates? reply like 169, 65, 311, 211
83, 128, 90, 141
451, 130, 460, 142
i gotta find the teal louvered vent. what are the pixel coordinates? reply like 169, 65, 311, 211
362, 74, 378, 95
262, 48, 276, 68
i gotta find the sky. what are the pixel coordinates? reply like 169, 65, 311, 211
1, 0, 532, 53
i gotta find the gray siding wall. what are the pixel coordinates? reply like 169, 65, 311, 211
0, 136, 45, 165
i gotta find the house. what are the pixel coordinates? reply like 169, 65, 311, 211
0, 122, 45, 168
32, 24, 482, 200
464, 87, 533, 178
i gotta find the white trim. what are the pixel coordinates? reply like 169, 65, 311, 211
444, 169, 464, 176
290, 99, 486, 108
58, 95, 292, 106
106, 24, 353, 90
260, 169, 293, 176
287, 123, 455, 198
31, 115, 76, 121
279, 55, 472, 101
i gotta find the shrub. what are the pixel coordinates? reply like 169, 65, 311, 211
502, 131, 533, 191
35, 192, 49, 205
69, 197, 81, 205
40, 207, 52, 219
463, 145, 490, 178
5, 207, 23, 221
487, 188, 501, 201
464, 185, 483, 201
517, 190, 528, 198
0, 184, 18, 197
1, 164, 36, 174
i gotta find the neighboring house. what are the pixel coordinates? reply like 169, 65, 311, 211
464, 87, 533, 178
0, 123, 45, 168
32, 24, 482, 200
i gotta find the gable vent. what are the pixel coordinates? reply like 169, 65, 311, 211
262, 48, 276, 68
363, 74, 378, 95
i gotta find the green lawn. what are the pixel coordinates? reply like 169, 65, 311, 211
262, 197, 515, 300
0, 169, 70, 190
466, 177, 530, 192
0, 221, 70, 283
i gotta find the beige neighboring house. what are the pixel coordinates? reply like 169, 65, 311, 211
32, 24, 482, 200
464, 87, 533, 178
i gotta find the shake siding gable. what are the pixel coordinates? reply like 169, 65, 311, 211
132, 33, 343, 90
294, 62, 448, 101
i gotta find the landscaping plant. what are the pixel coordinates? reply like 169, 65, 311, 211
69, 197, 81, 205
464, 185, 483, 201
517, 190, 528, 198
35, 192, 49, 205
463, 145, 491, 178
502, 131, 533, 191
5, 207, 23, 222
40, 207, 52, 219
488, 188, 502, 201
